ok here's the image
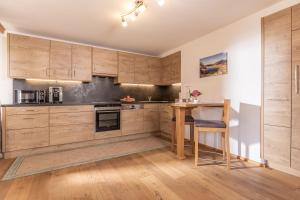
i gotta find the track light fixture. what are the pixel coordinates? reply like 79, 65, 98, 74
121, 0, 165, 27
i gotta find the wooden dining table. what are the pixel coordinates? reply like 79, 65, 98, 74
171, 102, 224, 159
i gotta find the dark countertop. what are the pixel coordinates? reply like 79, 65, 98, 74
1, 101, 174, 107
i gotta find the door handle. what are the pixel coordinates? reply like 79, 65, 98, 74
296, 65, 299, 94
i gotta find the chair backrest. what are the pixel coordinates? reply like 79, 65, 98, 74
223, 99, 231, 128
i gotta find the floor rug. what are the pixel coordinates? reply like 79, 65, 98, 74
2, 136, 168, 180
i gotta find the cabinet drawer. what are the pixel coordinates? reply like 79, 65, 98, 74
6, 106, 49, 115
49, 105, 93, 113
6, 127, 49, 151
144, 104, 159, 110
50, 124, 93, 145
50, 112, 93, 126
6, 114, 49, 130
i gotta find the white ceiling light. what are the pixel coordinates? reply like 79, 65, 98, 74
120, 0, 165, 27
157, 0, 165, 6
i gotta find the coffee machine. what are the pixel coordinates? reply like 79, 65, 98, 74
48, 87, 63, 104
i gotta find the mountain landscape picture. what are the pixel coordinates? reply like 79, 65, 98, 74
200, 52, 228, 78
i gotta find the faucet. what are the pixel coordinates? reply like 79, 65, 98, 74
147, 96, 152, 102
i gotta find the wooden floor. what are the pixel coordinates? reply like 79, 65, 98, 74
0, 148, 300, 200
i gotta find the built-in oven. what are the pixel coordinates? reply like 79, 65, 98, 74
94, 103, 121, 132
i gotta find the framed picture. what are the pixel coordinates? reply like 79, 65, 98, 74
200, 52, 228, 78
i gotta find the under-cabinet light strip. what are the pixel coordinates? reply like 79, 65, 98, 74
26, 79, 82, 83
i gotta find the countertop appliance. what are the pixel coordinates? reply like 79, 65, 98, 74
14, 90, 39, 104
94, 102, 121, 132
48, 87, 63, 104
121, 104, 144, 110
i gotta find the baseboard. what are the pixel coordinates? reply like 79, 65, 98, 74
197, 143, 263, 166
265, 163, 300, 177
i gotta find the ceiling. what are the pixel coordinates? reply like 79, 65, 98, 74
0, 0, 280, 56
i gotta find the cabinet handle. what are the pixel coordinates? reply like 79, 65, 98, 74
73, 69, 76, 77
23, 117, 34, 120
296, 65, 299, 94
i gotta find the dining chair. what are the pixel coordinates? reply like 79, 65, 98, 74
194, 99, 231, 169
171, 109, 195, 153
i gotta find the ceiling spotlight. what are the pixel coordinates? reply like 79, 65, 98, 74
157, 0, 165, 6
121, 17, 128, 27
138, 4, 146, 13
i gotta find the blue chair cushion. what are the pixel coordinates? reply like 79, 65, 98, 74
194, 120, 226, 128
172, 115, 194, 123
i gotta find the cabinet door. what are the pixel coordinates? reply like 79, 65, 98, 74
121, 110, 144, 135
292, 4, 300, 31
144, 109, 160, 132
6, 127, 49, 151
161, 56, 172, 85
72, 44, 92, 81
134, 55, 149, 84
172, 52, 181, 83
50, 124, 93, 145
263, 8, 292, 127
9, 34, 50, 79
50, 41, 72, 80
93, 48, 118, 77
118, 52, 135, 83
148, 57, 162, 85
263, 8, 292, 167
292, 29, 300, 150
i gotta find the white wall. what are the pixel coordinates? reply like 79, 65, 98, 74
0, 33, 12, 105
162, 0, 300, 162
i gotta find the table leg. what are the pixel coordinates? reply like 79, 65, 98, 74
176, 107, 186, 159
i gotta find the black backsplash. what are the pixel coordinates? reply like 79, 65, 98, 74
13, 77, 180, 103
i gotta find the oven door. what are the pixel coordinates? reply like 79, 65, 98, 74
95, 110, 120, 132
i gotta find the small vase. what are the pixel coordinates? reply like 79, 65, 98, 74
193, 97, 199, 103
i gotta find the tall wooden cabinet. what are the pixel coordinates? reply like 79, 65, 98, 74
263, 5, 300, 175
72, 45, 92, 82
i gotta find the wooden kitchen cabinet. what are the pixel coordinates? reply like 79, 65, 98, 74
161, 55, 172, 85
171, 52, 181, 83
121, 109, 144, 135
50, 41, 72, 80
263, 8, 292, 169
93, 48, 118, 77
9, 33, 50, 79
49, 106, 94, 145
292, 4, 300, 31
143, 104, 160, 132
72, 44, 92, 82
148, 57, 162, 85
159, 104, 174, 139
134, 55, 149, 84
2, 106, 50, 152
117, 52, 135, 83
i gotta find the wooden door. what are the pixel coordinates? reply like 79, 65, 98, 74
134, 55, 149, 84
117, 52, 135, 83
292, 28, 300, 170
263, 8, 292, 167
50, 41, 72, 80
72, 44, 92, 82
292, 4, 300, 31
93, 48, 118, 77
9, 34, 50, 79
148, 57, 162, 85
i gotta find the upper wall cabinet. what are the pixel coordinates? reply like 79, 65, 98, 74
92, 48, 118, 77
117, 52, 135, 83
9, 34, 50, 79
148, 57, 162, 85
72, 45, 92, 82
8, 33, 92, 82
50, 41, 72, 80
160, 51, 181, 85
292, 4, 300, 30
134, 55, 149, 84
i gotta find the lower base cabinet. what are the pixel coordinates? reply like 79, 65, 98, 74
121, 109, 144, 135
50, 124, 94, 145
6, 127, 49, 151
